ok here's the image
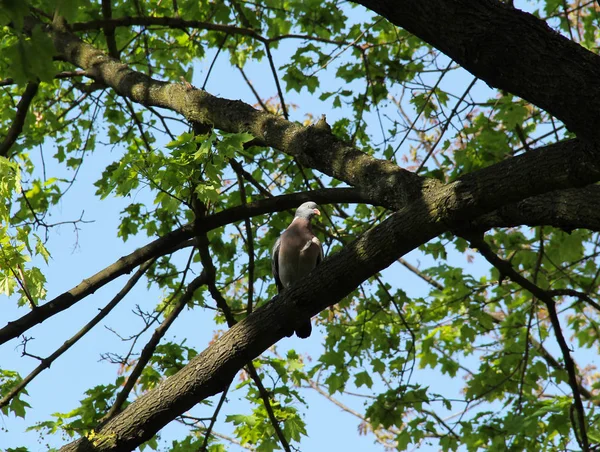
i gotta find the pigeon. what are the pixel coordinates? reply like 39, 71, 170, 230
272, 201, 323, 338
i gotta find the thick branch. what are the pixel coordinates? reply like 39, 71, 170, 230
48, 18, 600, 212
49, 20, 423, 208
0, 81, 39, 157
0, 188, 368, 345
59, 144, 600, 450
471, 186, 600, 233
57, 208, 439, 450
354, 0, 600, 142
6, 177, 600, 349
6, 178, 600, 348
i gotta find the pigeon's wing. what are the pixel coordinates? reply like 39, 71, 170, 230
313, 236, 323, 266
271, 236, 284, 292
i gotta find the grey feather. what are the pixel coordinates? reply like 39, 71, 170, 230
271, 202, 323, 338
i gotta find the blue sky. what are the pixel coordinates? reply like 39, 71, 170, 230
2, 3, 580, 450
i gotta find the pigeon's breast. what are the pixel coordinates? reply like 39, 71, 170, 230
278, 229, 319, 288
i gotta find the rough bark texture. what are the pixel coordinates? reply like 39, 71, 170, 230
59, 144, 600, 450
49, 1, 600, 450
50, 22, 423, 210
473, 186, 600, 232
354, 0, 600, 142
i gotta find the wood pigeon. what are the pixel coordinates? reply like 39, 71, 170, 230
272, 201, 323, 338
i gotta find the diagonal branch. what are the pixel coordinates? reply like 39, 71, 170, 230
229, 158, 273, 198
401, 256, 599, 406
47, 17, 600, 217
195, 217, 291, 452
199, 381, 233, 451
0, 259, 154, 411
264, 43, 288, 120
307, 379, 399, 448
0, 188, 369, 346
0, 223, 195, 345
466, 234, 589, 451
416, 76, 477, 173
0, 81, 39, 157
57, 168, 600, 451
48, 16, 422, 207
548, 288, 600, 313
6, 182, 600, 351
102, 253, 203, 421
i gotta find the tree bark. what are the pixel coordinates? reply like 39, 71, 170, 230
58, 141, 600, 450
354, 0, 600, 142
52, 1, 600, 450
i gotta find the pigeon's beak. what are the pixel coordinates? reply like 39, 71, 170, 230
313, 208, 321, 216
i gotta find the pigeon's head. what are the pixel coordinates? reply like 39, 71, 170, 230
295, 201, 321, 220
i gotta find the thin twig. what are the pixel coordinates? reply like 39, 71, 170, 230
202, 34, 229, 90
233, 165, 256, 314
397, 257, 443, 290
393, 60, 453, 158
195, 213, 291, 452
548, 288, 600, 313
72, 16, 352, 48
230, 158, 273, 198
264, 43, 288, 119
307, 379, 398, 448
0, 259, 154, 410
103, 252, 203, 421
416, 76, 477, 173
466, 234, 589, 451
237, 65, 269, 112
402, 250, 599, 407
199, 381, 232, 451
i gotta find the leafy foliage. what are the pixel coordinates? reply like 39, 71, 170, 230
1, 0, 600, 451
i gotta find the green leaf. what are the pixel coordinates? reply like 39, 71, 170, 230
354, 371, 373, 388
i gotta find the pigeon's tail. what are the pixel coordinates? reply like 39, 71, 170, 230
295, 321, 312, 339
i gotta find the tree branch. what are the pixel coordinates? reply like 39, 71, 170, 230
401, 257, 600, 406
470, 186, 600, 233
102, 257, 204, 421
6, 180, 600, 352
100, 0, 119, 58
58, 154, 600, 451
0, 188, 369, 346
232, 164, 256, 314
47, 17, 600, 218
71, 16, 352, 48
466, 234, 589, 451
199, 382, 232, 451
0, 81, 39, 157
0, 223, 194, 345
354, 0, 600, 141
0, 259, 153, 410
